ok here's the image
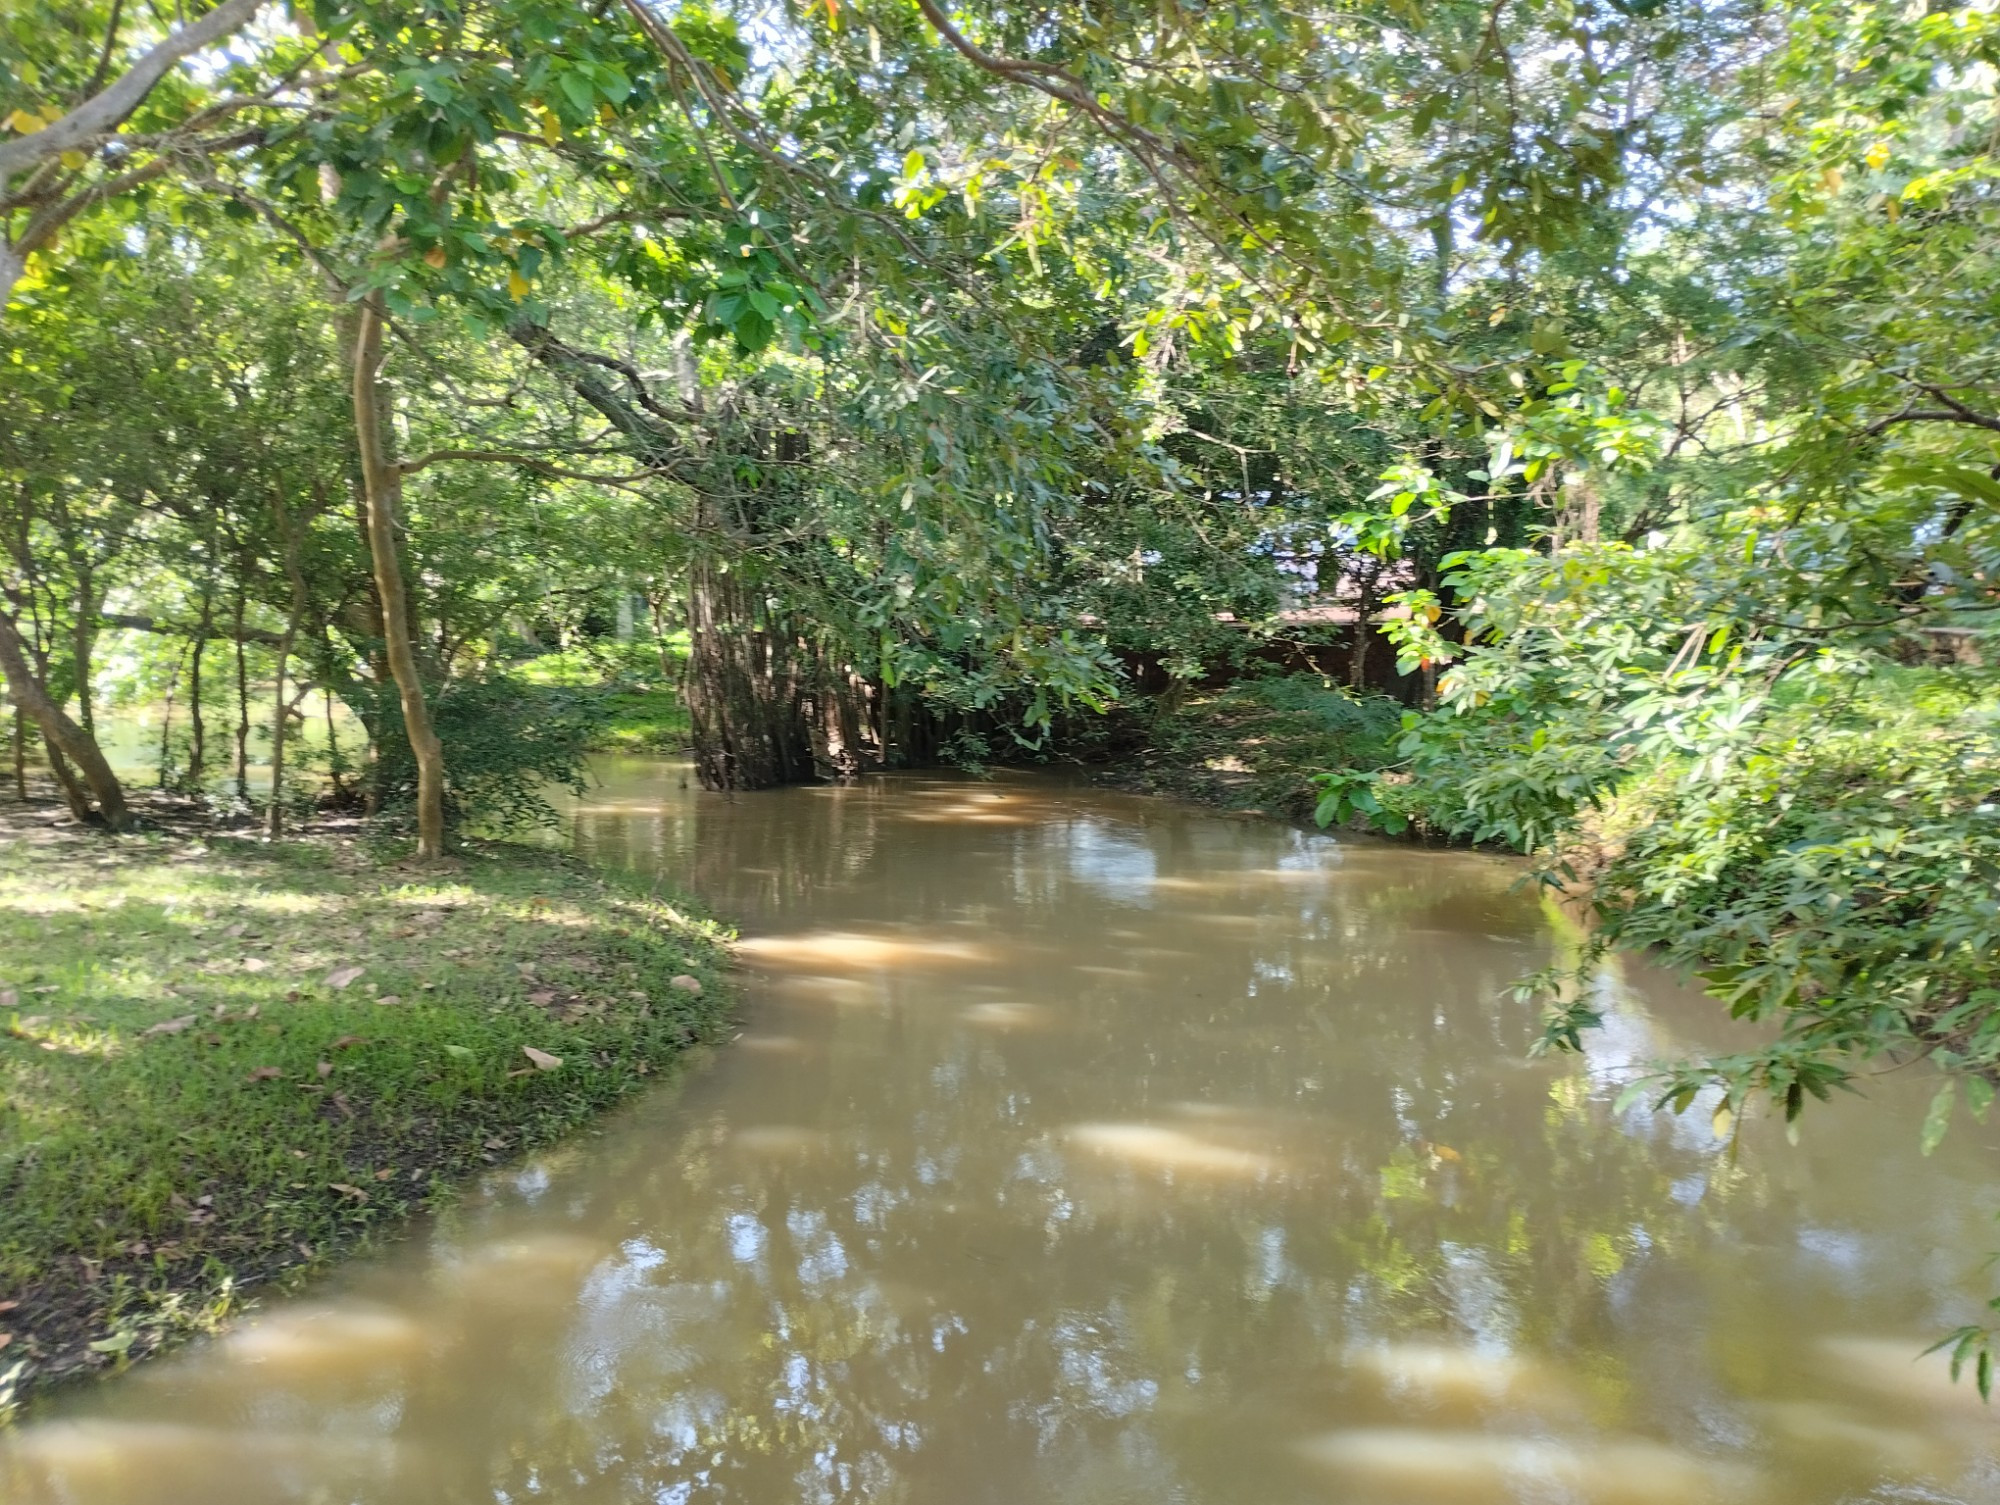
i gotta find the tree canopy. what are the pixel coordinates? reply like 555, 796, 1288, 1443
6, 0, 2000, 1362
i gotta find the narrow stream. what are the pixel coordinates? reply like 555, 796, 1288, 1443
5, 760, 1998, 1503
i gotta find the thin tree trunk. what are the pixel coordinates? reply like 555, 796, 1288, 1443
351, 297, 445, 859
11, 702, 25, 799
157, 644, 184, 789
325, 684, 345, 802
0, 611, 128, 826
649, 592, 675, 682
232, 578, 251, 801
187, 584, 211, 787
266, 633, 301, 838
1349, 575, 1378, 691
268, 491, 313, 837
265, 604, 308, 837
70, 569, 98, 740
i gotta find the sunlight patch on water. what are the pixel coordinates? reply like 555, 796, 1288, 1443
1297, 1429, 1758, 1504
1758, 1400, 1951, 1477
1064, 1123, 1281, 1179
729, 1125, 833, 1156
215, 1303, 424, 1375
735, 930, 992, 970
1344, 1343, 1579, 1416
962, 1002, 1058, 1030
1, 1423, 398, 1502
1817, 1335, 1999, 1418
438, 1233, 603, 1304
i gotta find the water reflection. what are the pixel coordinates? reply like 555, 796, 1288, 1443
5, 761, 1999, 1504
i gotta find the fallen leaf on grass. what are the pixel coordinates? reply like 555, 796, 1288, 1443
374, 994, 402, 1007
323, 965, 365, 990
328, 1183, 369, 1204
0, 1332, 12, 1350
374, 1167, 396, 1181
330, 1034, 365, 1049
143, 1015, 197, 1038
0, 1300, 17, 1313
527, 989, 557, 1006
316, 1060, 333, 1079
483, 1136, 509, 1149
246, 1066, 283, 1082
522, 1046, 563, 1070
0, 988, 15, 1009
242, 958, 269, 973
669, 975, 703, 996
224, 923, 247, 938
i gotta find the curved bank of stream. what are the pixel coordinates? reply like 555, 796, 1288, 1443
3, 760, 1997, 1503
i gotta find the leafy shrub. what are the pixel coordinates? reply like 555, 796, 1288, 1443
369, 677, 608, 831
1142, 676, 1405, 821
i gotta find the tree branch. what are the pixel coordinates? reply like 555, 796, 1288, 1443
0, 0, 267, 182
394, 448, 668, 486
1861, 406, 2000, 438
98, 610, 286, 648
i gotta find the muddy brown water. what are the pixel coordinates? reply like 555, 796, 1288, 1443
5, 760, 1999, 1503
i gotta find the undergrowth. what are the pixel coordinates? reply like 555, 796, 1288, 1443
1102, 675, 1406, 823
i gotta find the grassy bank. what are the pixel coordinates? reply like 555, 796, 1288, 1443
1096, 676, 1407, 826
509, 641, 692, 754
0, 802, 730, 1415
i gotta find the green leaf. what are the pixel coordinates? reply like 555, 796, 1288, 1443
557, 70, 596, 116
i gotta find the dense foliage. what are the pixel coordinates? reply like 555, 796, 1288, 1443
4, 0, 1999, 1379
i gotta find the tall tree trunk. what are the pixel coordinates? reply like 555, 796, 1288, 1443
70, 566, 99, 740
11, 702, 25, 799
187, 582, 211, 787
647, 591, 679, 686
351, 297, 445, 859
266, 618, 301, 838
42, 735, 92, 823
683, 548, 815, 790
325, 684, 347, 803
0, 611, 128, 826
232, 578, 251, 801
267, 492, 313, 837
156, 644, 185, 789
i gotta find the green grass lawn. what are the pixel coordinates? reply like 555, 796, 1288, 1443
0, 805, 730, 1414
505, 641, 692, 753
